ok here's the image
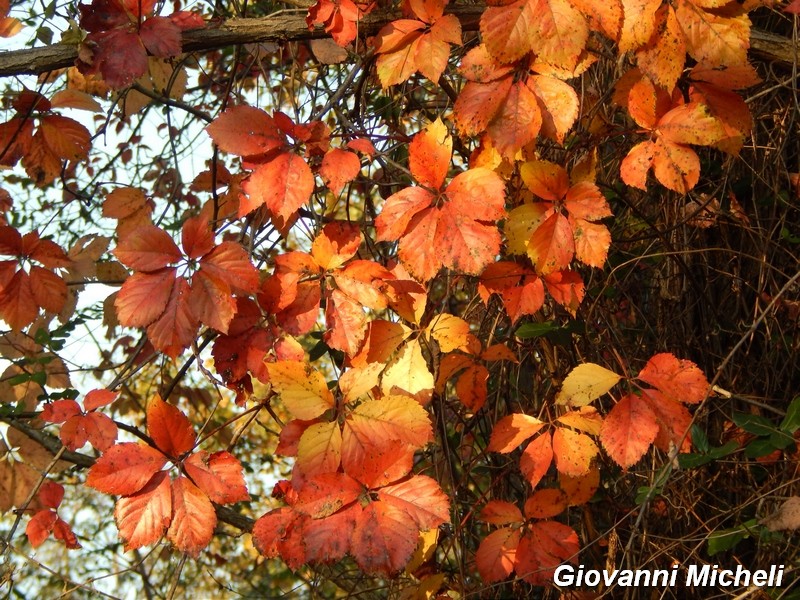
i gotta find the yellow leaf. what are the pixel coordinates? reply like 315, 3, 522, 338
381, 339, 434, 404
405, 528, 439, 574
297, 421, 342, 476
555, 362, 621, 406
267, 361, 335, 420
426, 313, 470, 352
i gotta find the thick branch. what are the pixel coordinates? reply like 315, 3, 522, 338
2, 416, 255, 533
0, 7, 792, 78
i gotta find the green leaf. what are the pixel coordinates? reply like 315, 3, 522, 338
691, 424, 709, 453
515, 321, 560, 339
707, 520, 757, 556
780, 396, 800, 433
731, 412, 776, 437
744, 438, 778, 459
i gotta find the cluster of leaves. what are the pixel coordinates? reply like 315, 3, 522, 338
0, 0, 791, 595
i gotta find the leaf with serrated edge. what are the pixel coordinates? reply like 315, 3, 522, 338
488, 413, 545, 453
555, 363, 621, 406
114, 471, 171, 551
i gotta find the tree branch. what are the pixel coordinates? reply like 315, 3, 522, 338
0, 7, 792, 78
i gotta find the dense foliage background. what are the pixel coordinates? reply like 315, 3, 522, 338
0, 0, 798, 597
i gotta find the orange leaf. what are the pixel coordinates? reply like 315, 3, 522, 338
559, 466, 600, 506
41, 399, 81, 423
674, 0, 749, 68
115, 269, 176, 328
479, 500, 524, 525
145, 277, 199, 358
488, 413, 545, 453
643, 389, 694, 453
552, 428, 597, 476
476, 527, 520, 583
295, 472, 363, 518
242, 153, 314, 220
409, 118, 451, 190
599, 393, 659, 468
527, 212, 574, 275
113, 225, 181, 272
515, 521, 579, 586
303, 503, 360, 564
83, 389, 118, 411
29, 266, 66, 314
348, 395, 433, 448
83, 412, 118, 452
485, 81, 542, 159
519, 431, 553, 489
114, 471, 172, 552
311, 221, 362, 271
520, 160, 569, 201
637, 352, 709, 404
147, 394, 196, 458
320, 148, 361, 195
184, 450, 249, 504
86, 442, 167, 496
618, 0, 661, 53
378, 474, 451, 529
26, 510, 58, 548
523, 488, 568, 519
200, 241, 259, 295
205, 105, 284, 157
167, 476, 216, 557
0, 271, 36, 329
351, 501, 419, 576
189, 270, 236, 333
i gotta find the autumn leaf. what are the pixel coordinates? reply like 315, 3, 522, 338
488, 413, 545, 453
599, 393, 659, 468
515, 521, 580, 585
351, 502, 420, 576
375, 120, 505, 281
637, 352, 709, 404
476, 527, 521, 583
556, 362, 622, 406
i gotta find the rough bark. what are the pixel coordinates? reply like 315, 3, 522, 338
0, 7, 793, 78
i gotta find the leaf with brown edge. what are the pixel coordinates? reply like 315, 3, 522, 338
167, 476, 216, 557
515, 521, 580, 586
296, 421, 343, 477
295, 472, 363, 519
599, 393, 659, 468
519, 431, 553, 489
184, 451, 249, 504
267, 361, 335, 420
114, 471, 171, 552
147, 394, 195, 458
479, 500, 524, 526
351, 502, 419, 576
637, 352, 709, 404
377, 474, 451, 530
476, 527, 520, 583
342, 437, 414, 488
552, 428, 597, 476
86, 442, 167, 496
488, 413, 545, 453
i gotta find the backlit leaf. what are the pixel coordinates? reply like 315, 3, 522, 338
599, 393, 659, 468
555, 362, 622, 406
488, 413, 545, 453
167, 476, 216, 557
114, 471, 171, 552
86, 443, 167, 496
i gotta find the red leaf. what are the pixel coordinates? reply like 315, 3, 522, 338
241, 153, 314, 220
0, 270, 37, 329
113, 225, 181, 271
115, 268, 176, 328
320, 149, 361, 195
52, 516, 81, 549
145, 277, 199, 358
83, 389, 118, 411
26, 510, 57, 548
302, 503, 360, 563
200, 241, 259, 295
351, 502, 419, 576
599, 393, 659, 468
86, 442, 167, 496
40, 399, 81, 424
377, 474, 451, 529
252, 507, 302, 559
637, 353, 709, 404
29, 266, 67, 314
185, 450, 249, 504
59, 416, 89, 451
479, 500, 523, 526
295, 472, 362, 518
167, 476, 216, 557
519, 431, 554, 489
139, 16, 181, 57
515, 521, 580, 586
205, 106, 284, 157
84, 412, 118, 452
37, 481, 64, 509
114, 470, 172, 551
147, 394, 196, 458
